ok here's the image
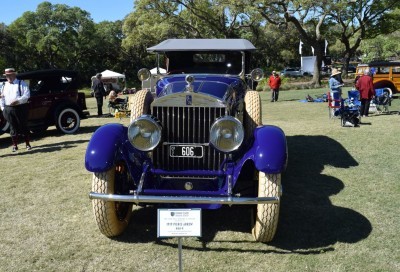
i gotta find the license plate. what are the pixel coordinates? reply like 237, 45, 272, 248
169, 145, 203, 158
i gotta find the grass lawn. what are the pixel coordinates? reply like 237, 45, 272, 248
0, 87, 399, 272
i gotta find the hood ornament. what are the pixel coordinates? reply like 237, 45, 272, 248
185, 75, 194, 92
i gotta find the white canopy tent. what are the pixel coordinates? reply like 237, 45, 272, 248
100, 69, 125, 79
149, 67, 167, 75
91, 70, 126, 92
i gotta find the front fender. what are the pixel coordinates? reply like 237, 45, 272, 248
239, 125, 287, 174
85, 123, 128, 172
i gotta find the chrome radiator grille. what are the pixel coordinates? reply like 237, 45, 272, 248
152, 106, 227, 171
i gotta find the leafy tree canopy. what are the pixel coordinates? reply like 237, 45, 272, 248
2, 1, 399, 88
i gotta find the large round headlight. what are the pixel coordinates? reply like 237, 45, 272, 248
137, 68, 151, 81
210, 116, 244, 153
250, 68, 264, 81
128, 115, 162, 151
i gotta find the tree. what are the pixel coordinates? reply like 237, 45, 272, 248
122, 0, 181, 73
0, 23, 15, 69
122, 0, 266, 79
122, 0, 296, 78
328, 0, 400, 76
92, 20, 125, 74
359, 30, 400, 62
254, 0, 331, 87
7, 2, 97, 78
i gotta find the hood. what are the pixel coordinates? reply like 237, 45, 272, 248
155, 74, 246, 100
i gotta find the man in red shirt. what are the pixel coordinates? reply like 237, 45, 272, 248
356, 68, 375, 117
268, 71, 282, 102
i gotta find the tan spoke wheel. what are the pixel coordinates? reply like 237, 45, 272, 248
129, 89, 154, 122
244, 90, 262, 141
92, 165, 133, 237
252, 172, 281, 242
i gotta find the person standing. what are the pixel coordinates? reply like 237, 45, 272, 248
0, 68, 31, 152
92, 73, 106, 116
329, 68, 343, 96
268, 71, 281, 102
356, 68, 375, 117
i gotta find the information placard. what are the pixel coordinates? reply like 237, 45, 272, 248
157, 209, 202, 238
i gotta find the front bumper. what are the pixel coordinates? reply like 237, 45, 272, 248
89, 192, 279, 205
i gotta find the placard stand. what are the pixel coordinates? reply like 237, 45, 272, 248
178, 237, 183, 272
158, 209, 202, 272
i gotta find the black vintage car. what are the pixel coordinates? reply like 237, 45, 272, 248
0, 69, 88, 135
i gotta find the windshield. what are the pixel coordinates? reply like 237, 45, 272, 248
166, 51, 243, 75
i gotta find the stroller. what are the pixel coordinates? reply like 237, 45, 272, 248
371, 88, 392, 114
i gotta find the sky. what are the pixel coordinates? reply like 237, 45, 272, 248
1, 0, 135, 25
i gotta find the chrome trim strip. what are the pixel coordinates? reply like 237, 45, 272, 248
152, 92, 226, 108
159, 175, 218, 180
89, 192, 279, 205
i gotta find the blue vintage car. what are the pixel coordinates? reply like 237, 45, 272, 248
85, 39, 287, 242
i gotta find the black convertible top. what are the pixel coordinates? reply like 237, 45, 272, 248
1, 69, 78, 81
16, 69, 78, 79
147, 39, 257, 52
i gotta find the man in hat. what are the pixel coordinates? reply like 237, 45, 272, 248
268, 70, 282, 102
0, 68, 32, 152
92, 73, 106, 116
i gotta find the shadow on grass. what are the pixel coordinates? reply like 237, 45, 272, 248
0, 139, 89, 157
0, 124, 100, 151
114, 135, 372, 254
270, 135, 371, 250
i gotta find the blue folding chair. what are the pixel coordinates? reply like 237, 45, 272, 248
347, 90, 361, 107
373, 88, 392, 113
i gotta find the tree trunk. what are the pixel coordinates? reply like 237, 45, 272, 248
310, 45, 324, 88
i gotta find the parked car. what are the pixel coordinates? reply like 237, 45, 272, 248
346, 64, 357, 73
321, 66, 332, 75
356, 61, 400, 94
0, 69, 88, 135
85, 39, 288, 243
280, 67, 307, 77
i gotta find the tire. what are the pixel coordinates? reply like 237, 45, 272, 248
129, 90, 154, 122
55, 107, 80, 134
92, 164, 133, 237
252, 172, 281, 243
244, 91, 262, 141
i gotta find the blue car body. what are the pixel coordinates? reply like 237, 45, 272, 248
85, 39, 287, 241
86, 73, 287, 209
